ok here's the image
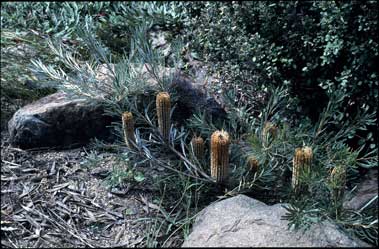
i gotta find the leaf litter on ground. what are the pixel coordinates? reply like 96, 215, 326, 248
0, 131, 169, 248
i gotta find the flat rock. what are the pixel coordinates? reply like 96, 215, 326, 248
182, 195, 369, 247
8, 92, 113, 149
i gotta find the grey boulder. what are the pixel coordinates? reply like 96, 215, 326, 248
182, 195, 369, 247
344, 169, 378, 211
8, 92, 113, 149
170, 72, 227, 123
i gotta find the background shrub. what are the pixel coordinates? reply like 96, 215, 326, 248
178, 1, 378, 153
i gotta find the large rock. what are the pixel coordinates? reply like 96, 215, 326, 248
344, 169, 378, 211
182, 195, 369, 247
170, 73, 226, 123
8, 92, 113, 149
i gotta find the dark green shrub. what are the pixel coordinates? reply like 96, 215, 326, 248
179, 1, 378, 152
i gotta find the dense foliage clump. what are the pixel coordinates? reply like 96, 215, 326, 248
178, 1, 378, 152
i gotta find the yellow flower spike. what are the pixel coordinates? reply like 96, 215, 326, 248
211, 130, 230, 184
248, 156, 259, 174
292, 146, 313, 194
191, 136, 205, 161
262, 121, 278, 141
330, 165, 346, 202
156, 92, 171, 141
122, 112, 136, 149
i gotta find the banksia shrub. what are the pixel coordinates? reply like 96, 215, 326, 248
191, 136, 205, 161
248, 156, 259, 174
330, 165, 346, 203
156, 92, 171, 141
122, 112, 136, 149
210, 130, 230, 184
292, 146, 313, 193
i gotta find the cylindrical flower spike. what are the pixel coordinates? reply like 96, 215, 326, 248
330, 165, 346, 202
248, 156, 259, 174
211, 130, 230, 184
292, 148, 304, 191
262, 121, 278, 141
303, 146, 313, 173
156, 92, 171, 141
191, 136, 205, 161
292, 146, 313, 193
122, 112, 136, 149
